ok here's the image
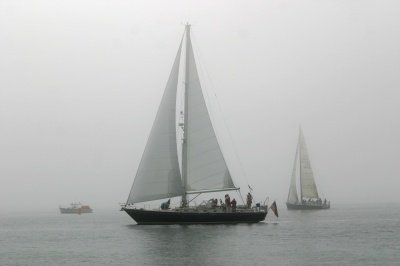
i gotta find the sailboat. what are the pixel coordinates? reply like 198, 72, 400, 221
121, 25, 268, 224
286, 128, 330, 210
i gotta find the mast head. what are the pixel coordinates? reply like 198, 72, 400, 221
299, 125, 304, 138
185, 23, 191, 33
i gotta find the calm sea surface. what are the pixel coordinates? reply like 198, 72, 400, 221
1, 203, 399, 266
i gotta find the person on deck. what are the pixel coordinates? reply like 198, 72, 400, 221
225, 194, 231, 211
231, 198, 237, 212
161, 199, 170, 210
246, 192, 253, 208
220, 199, 226, 210
210, 198, 217, 208
214, 198, 218, 207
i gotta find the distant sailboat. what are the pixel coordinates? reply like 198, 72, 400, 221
286, 128, 330, 210
121, 25, 268, 224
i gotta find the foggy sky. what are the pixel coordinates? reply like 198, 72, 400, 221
1, 0, 399, 212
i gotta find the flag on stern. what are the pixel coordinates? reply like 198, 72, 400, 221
270, 201, 278, 217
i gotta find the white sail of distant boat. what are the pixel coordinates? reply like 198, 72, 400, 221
299, 128, 319, 199
287, 141, 299, 204
126, 25, 237, 206
287, 127, 320, 204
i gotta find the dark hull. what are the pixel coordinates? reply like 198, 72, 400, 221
286, 202, 330, 210
123, 208, 267, 225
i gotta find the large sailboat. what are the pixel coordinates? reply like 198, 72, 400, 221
286, 128, 330, 210
121, 25, 268, 224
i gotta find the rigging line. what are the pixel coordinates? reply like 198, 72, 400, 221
190, 32, 252, 190
187, 193, 201, 204
237, 189, 245, 205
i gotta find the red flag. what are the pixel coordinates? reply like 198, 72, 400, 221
270, 201, 278, 217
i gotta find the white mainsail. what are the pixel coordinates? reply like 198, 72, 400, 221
183, 27, 236, 192
287, 141, 299, 204
126, 41, 184, 204
299, 128, 319, 199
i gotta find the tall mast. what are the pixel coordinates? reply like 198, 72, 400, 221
181, 24, 191, 207
299, 126, 303, 201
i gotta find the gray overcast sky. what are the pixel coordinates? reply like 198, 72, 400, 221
1, 0, 399, 212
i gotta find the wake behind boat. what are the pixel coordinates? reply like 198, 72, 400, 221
122, 25, 268, 224
286, 128, 330, 210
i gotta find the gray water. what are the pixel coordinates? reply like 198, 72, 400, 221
1, 203, 399, 266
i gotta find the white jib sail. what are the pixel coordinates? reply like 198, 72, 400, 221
127, 42, 184, 204
299, 128, 319, 199
184, 33, 236, 192
287, 141, 299, 204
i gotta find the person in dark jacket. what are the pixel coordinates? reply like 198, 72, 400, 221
231, 198, 237, 212
161, 199, 170, 210
246, 192, 253, 208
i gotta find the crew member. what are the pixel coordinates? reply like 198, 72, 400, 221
231, 198, 237, 212
246, 192, 253, 208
